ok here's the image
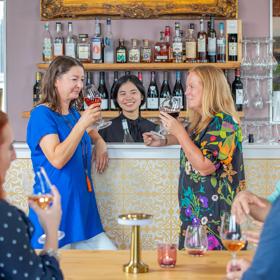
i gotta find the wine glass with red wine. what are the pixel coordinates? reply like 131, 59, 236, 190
151, 96, 181, 138
28, 167, 65, 244
220, 212, 246, 269
184, 225, 208, 256
84, 84, 112, 130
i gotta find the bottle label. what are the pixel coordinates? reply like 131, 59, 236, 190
91, 38, 102, 60
104, 37, 112, 47
101, 99, 109, 110
43, 38, 52, 60
78, 45, 90, 60
185, 42, 196, 59
110, 99, 116, 109
116, 50, 126, 63
207, 38, 217, 55
128, 49, 140, 63
197, 38, 206, 52
173, 42, 183, 54
54, 43, 63, 56
141, 49, 152, 62
147, 98, 158, 109
140, 101, 146, 110
65, 43, 76, 58
229, 42, 238, 56
236, 89, 243, 105
217, 38, 226, 54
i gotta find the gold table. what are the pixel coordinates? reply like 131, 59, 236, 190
60, 250, 253, 280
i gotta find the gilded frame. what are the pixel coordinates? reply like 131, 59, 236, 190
41, 0, 238, 20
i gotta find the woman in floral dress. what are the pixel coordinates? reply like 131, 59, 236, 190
144, 65, 245, 250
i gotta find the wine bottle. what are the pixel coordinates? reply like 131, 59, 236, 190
33, 72, 42, 106
110, 71, 118, 111
160, 72, 171, 105
122, 119, 134, 143
86, 71, 93, 86
138, 72, 146, 110
42, 23, 53, 63
197, 19, 207, 62
232, 69, 243, 111
98, 72, 109, 111
147, 72, 159, 110
173, 71, 185, 110
207, 16, 216, 63
217, 22, 226, 63
227, 20, 238, 61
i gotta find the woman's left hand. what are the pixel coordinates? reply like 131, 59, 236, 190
160, 111, 185, 139
92, 138, 109, 173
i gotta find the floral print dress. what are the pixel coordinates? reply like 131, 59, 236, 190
178, 112, 245, 250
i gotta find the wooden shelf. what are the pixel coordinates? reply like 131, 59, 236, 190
22, 110, 244, 119
37, 62, 241, 71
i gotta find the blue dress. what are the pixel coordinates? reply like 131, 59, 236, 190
27, 105, 103, 248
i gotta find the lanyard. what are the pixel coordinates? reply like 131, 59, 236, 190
62, 109, 93, 192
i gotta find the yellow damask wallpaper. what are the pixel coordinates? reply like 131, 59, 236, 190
4, 158, 278, 249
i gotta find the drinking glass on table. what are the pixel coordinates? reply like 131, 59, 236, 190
28, 167, 65, 244
220, 212, 246, 269
84, 84, 112, 130
151, 96, 181, 138
184, 225, 208, 256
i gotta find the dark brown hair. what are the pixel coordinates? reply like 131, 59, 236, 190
39, 56, 84, 113
0, 110, 9, 198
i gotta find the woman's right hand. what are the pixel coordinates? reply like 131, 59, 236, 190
79, 103, 101, 130
29, 185, 62, 235
143, 132, 165, 147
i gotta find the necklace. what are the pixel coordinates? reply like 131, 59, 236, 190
62, 109, 93, 192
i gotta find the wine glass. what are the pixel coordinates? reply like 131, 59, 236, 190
150, 96, 181, 139
28, 167, 65, 244
184, 225, 208, 256
220, 213, 246, 269
84, 84, 112, 130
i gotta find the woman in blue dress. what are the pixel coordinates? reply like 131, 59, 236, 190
27, 56, 116, 249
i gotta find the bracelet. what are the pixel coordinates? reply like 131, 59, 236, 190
39, 249, 60, 261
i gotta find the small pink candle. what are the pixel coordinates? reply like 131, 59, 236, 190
157, 243, 177, 268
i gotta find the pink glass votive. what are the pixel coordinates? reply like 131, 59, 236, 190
157, 243, 177, 268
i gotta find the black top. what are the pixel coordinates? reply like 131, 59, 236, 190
0, 199, 63, 280
99, 113, 157, 142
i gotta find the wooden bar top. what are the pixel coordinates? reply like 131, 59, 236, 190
59, 250, 253, 280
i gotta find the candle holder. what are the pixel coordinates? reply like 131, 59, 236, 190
118, 213, 153, 274
157, 243, 177, 268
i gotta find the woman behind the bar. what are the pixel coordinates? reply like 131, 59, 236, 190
0, 111, 63, 279
27, 56, 116, 250
144, 65, 245, 250
99, 75, 157, 142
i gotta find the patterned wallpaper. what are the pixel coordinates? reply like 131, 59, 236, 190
3, 158, 278, 250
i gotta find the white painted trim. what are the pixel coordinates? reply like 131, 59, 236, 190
14, 142, 280, 160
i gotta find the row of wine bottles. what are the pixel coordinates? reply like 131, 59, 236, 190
33, 69, 243, 112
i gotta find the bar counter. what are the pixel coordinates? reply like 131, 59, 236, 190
5, 143, 280, 249
59, 250, 253, 280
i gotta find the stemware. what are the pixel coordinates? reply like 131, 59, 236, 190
28, 167, 65, 244
252, 79, 264, 110
220, 213, 246, 268
150, 96, 181, 139
84, 84, 112, 130
184, 225, 208, 256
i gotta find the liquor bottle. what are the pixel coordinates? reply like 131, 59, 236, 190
86, 71, 93, 86
217, 22, 226, 63
154, 32, 168, 62
91, 18, 103, 63
122, 119, 134, 143
197, 19, 207, 62
232, 69, 243, 111
33, 72, 42, 106
98, 72, 109, 110
172, 22, 183, 63
110, 71, 118, 110
160, 72, 171, 105
165, 26, 172, 62
128, 39, 140, 63
173, 71, 185, 110
185, 23, 197, 63
53, 22, 64, 57
207, 16, 216, 63
65, 22, 77, 58
104, 18, 114, 63
77, 34, 91, 62
147, 71, 159, 110
140, 39, 152, 63
227, 20, 238, 61
42, 22, 53, 63
180, 30, 186, 62
116, 39, 127, 63
138, 72, 146, 110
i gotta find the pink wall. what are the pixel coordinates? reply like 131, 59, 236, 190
6, 0, 270, 141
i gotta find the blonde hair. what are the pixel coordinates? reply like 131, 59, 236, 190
187, 65, 240, 133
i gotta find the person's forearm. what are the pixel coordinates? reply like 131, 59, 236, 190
250, 198, 271, 222
88, 129, 102, 144
165, 134, 179, 145
44, 227, 58, 251
176, 132, 215, 175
